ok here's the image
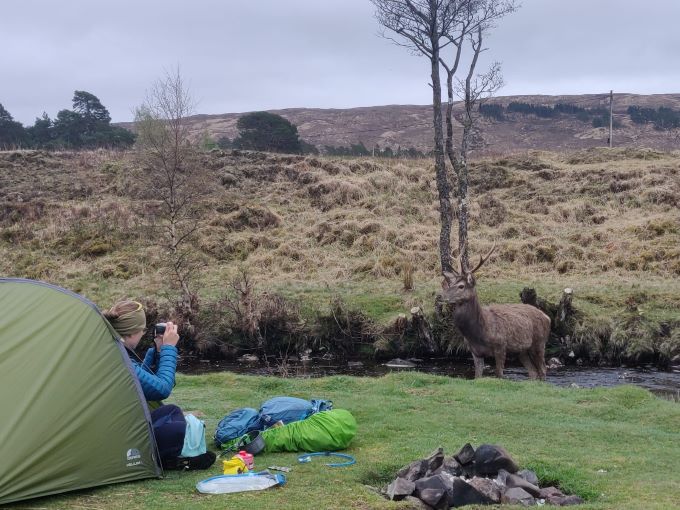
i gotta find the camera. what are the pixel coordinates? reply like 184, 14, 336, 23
153, 323, 166, 336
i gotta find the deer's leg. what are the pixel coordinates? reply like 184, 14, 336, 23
493, 348, 506, 378
519, 351, 538, 380
530, 343, 547, 381
472, 354, 485, 378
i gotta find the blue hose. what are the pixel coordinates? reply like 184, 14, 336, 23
297, 451, 356, 468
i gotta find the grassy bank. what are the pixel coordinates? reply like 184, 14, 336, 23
1, 148, 679, 362
8, 372, 680, 509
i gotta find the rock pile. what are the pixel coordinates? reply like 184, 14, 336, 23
384, 445, 584, 508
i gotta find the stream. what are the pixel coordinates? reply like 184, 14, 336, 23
178, 356, 680, 400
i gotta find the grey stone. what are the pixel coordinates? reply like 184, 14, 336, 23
505, 472, 542, 497
414, 475, 452, 510
474, 444, 519, 475
449, 477, 494, 508
385, 358, 416, 368
518, 469, 540, 486
387, 477, 416, 501
538, 486, 564, 499
495, 468, 510, 487
433, 456, 462, 477
460, 462, 476, 478
397, 459, 428, 482
423, 447, 445, 476
397, 448, 444, 482
501, 487, 536, 506
551, 494, 585, 506
238, 354, 259, 362
467, 476, 502, 503
404, 495, 435, 510
454, 443, 476, 465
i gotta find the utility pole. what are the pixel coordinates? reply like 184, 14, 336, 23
609, 90, 613, 148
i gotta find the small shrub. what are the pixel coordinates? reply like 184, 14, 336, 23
478, 193, 508, 226
469, 162, 510, 191
500, 226, 520, 238
307, 179, 365, 210
574, 203, 599, 223
220, 205, 282, 231
81, 240, 113, 257
220, 173, 237, 187
520, 243, 537, 264
556, 260, 574, 274
535, 245, 556, 263
525, 199, 550, 215
313, 297, 379, 357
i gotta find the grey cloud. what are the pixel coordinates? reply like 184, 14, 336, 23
1, 0, 678, 125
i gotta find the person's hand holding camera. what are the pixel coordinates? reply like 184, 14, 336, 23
152, 321, 180, 351
161, 321, 180, 347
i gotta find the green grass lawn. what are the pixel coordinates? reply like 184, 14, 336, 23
9, 372, 679, 510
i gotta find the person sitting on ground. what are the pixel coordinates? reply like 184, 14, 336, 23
103, 299, 215, 470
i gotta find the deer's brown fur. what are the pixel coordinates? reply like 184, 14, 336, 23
440, 245, 550, 380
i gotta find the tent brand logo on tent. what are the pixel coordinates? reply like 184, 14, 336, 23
126, 448, 141, 461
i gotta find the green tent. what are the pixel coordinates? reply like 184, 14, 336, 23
0, 278, 162, 505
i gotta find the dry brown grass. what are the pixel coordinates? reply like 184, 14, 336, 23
2, 147, 679, 287
1, 147, 679, 360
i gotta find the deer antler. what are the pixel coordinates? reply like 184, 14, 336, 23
469, 241, 497, 274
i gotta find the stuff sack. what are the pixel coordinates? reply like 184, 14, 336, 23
261, 409, 356, 453
214, 408, 262, 448
181, 414, 207, 457
259, 396, 331, 427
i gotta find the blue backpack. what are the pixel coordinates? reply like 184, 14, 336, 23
259, 397, 333, 428
214, 408, 262, 447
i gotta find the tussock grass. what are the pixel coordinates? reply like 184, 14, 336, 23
1, 147, 679, 360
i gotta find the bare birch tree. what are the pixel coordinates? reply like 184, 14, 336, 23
444, 7, 510, 268
134, 68, 205, 311
371, 0, 515, 271
371, 0, 465, 273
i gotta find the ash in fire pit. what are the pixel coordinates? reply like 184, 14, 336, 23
384, 445, 584, 508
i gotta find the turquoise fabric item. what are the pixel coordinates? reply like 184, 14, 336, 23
181, 414, 207, 457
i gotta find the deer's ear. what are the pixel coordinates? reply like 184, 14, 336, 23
466, 273, 475, 286
441, 279, 450, 290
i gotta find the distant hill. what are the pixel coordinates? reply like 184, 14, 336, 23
120, 93, 680, 155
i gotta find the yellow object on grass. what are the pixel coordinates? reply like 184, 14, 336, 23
222, 456, 248, 475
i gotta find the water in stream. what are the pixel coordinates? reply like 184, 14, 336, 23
178, 356, 680, 399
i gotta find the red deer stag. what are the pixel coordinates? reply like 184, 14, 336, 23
440, 244, 550, 380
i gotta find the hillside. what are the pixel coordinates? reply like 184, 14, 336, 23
117, 93, 680, 154
0, 147, 679, 363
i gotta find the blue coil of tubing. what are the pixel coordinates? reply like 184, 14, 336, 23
297, 452, 356, 467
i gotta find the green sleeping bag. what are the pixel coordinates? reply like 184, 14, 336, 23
261, 409, 356, 453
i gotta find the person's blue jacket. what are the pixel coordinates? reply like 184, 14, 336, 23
128, 345, 178, 401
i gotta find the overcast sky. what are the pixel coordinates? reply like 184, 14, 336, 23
2, 0, 679, 125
